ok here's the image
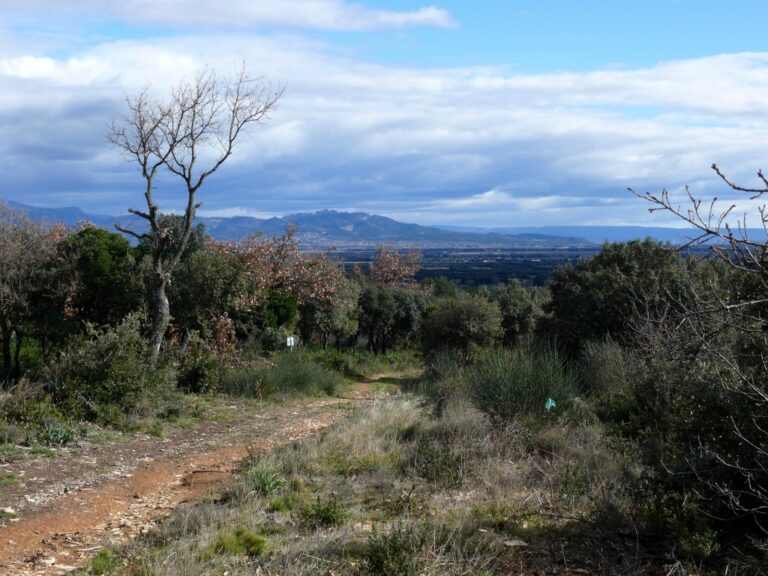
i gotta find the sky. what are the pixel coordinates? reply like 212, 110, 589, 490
2, 0, 768, 227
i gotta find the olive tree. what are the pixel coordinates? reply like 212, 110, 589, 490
109, 66, 282, 366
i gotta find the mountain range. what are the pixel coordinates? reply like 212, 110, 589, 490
2, 200, 595, 249
0, 199, 744, 249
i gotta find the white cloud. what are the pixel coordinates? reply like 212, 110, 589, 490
0, 55, 115, 85
3, 1, 455, 31
2, 24, 768, 225
197, 207, 277, 218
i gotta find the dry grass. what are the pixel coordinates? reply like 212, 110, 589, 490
95, 393, 667, 575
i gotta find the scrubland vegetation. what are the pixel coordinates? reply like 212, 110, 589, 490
3, 190, 768, 574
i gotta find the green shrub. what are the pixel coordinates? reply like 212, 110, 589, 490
88, 548, 119, 574
467, 344, 577, 423
257, 326, 286, 354
40, 419, 75, 447
3, 393, 63, 430
47, 314, 177, 423
364, 524, 422, 576
0, 471, 20, 486
419, 349, 466, 414
243, 461, 285, 497
543, 239, 687, 354
0, 421, 26, 446
312, 349, 356, 376
408, 433, 462, 487
642, 491, 721, 561
217, 353, 342, 398
204, 527, 269, 559
0, 389, 79, 446
217, 365, 262, 397
257, 352, 341, 397
91, 403, 128, 429
267, 492, 298, 512
579, 339, 638, 424
627, 345, 765, 554
420, 294, 502, 360
177, 339, 221, 394
297, 494, 346, 529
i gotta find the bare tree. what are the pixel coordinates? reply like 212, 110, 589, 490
630, 164, 768, 281
109, 66, 283, 366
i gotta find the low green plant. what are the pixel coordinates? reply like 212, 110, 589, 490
408, 434, 462, 487
558, 466, 590, 501
3, 393, 65, 433
40, 419, 75, 446
383, 487, 419, 517
297, 494, 346, 529
364, 523, 422, 576
312, 349, 356, 376
0, 508, 18, 521
468, 343, 577, 423
218, 352, 342, 398
642, 491, 722, 562
147, 422, 164, 438
244, 461, 286, 497
28, 445, 55, 457
203, 527, 269, 559
267, 492, 298, 512
257, 352, 341, 397
92, 403, 127, 429
217, 365, 262, 397
329, 452, 381, 476
0, 444, 23, 461
472, 501, 519, 532
0, 471, 20, 487
88, 548, 119, 574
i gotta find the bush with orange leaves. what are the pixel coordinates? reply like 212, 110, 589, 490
0, 203, 74, 380
210, 225, 346, 313
356, 245, 421, 288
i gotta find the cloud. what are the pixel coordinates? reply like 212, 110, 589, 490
2, 22, 768, 226
3, 1, 456, 31
197, 207, 277, 219
0, 55, 114, 85
470, 53, 768, 117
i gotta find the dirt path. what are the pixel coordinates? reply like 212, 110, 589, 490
0, 392, 364, 576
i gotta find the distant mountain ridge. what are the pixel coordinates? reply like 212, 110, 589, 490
2, 200, 594, 249
8, 199, 753, 248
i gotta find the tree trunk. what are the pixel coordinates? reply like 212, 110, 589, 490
1, 319, 11, 383
12, 329, 22, 380
39, 331, 47, 363
148, 269, 170, 369
179, 329, 191, 356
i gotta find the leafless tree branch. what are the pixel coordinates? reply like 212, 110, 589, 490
108, 64, 283, 365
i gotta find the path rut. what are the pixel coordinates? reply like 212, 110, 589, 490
0, 395, 357, 575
